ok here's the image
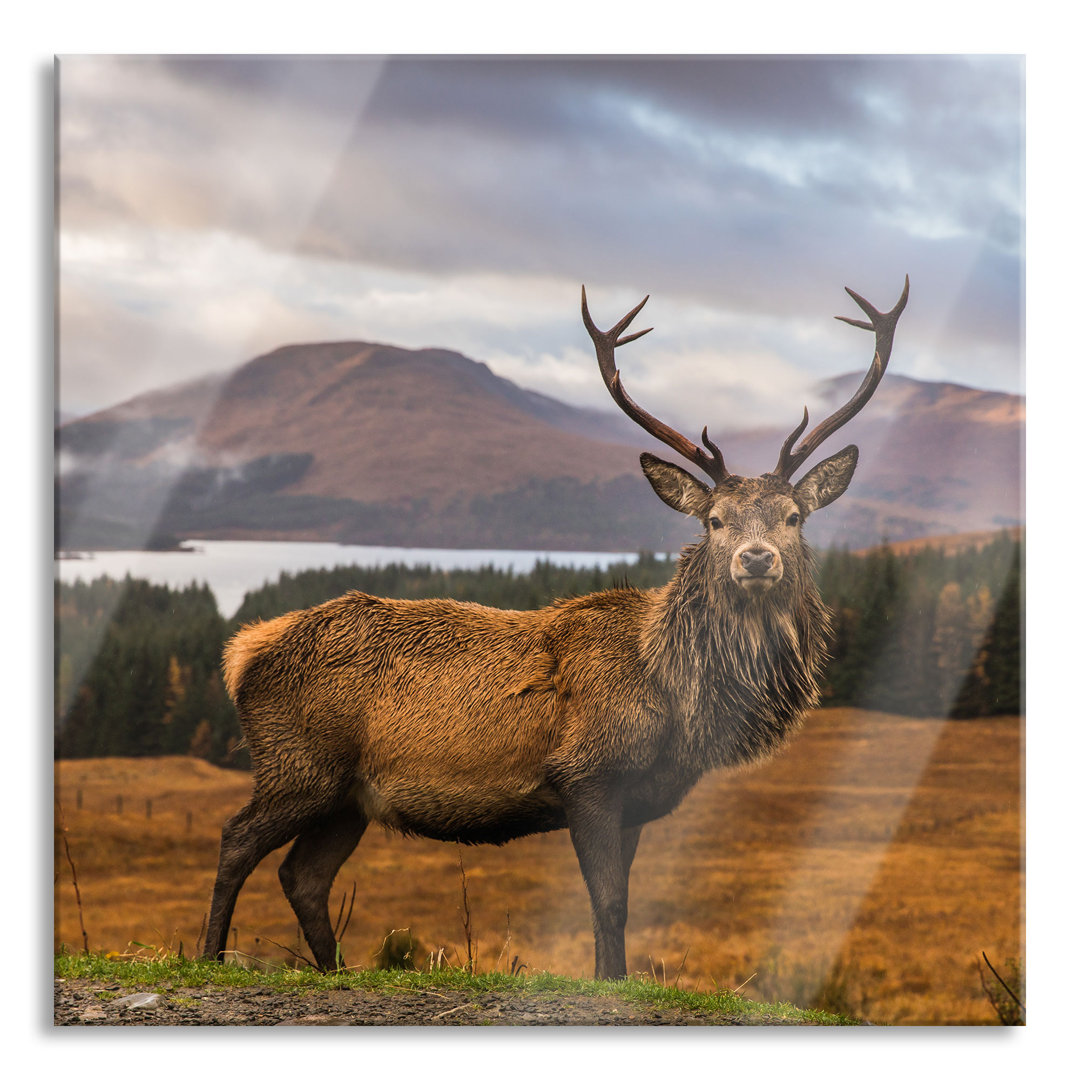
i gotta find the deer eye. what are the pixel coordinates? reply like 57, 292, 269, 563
786, 512, 801, 527
709, 516, 724, 531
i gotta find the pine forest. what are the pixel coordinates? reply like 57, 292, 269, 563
54, 532, 1023, 767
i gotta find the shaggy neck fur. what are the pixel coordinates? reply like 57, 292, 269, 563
641, 535, 829, 770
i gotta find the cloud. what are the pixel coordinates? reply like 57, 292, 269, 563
57, 55, 1024, 419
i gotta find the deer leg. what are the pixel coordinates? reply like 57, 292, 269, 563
278, 805, 368, 970
565, 791, 630, 980
621, 823, 643, 881
204, 793, 336, 964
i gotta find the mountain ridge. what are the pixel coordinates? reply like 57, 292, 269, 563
57, 338, 1024, 553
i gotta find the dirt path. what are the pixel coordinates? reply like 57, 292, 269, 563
54, 978, 811, 1026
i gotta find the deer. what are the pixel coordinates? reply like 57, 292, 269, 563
203, 277, 908, 979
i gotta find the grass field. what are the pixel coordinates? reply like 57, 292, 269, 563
54, 707, 1023, 1025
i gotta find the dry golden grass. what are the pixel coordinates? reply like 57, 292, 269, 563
54, 708, 1022, 1025
857, 525, 1024, 558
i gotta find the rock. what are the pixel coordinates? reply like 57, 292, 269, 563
276, 1014, 350, 1026
115, 992, 161, 1010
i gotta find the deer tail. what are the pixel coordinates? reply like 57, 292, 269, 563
221, 613, 299, 702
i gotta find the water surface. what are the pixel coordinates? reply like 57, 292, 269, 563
55, 539, 640, 618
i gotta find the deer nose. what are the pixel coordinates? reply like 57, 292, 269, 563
739, 547, 775, 576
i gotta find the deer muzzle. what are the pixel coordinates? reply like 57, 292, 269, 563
731, 542, 783, 594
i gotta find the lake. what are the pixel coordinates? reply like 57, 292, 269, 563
54, 540, 641, 618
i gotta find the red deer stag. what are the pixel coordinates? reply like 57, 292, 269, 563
203, 278, 908, 979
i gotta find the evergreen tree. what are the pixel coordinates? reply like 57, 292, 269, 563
55, 536, 1024, 766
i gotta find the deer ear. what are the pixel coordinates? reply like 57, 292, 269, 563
793, 445, 859, 513
640, 452, 712, 520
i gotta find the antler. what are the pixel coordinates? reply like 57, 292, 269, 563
771, 276, 909, 481
582, 286, 730, 484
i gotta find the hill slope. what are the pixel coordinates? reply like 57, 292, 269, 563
57, 340, 1023, 552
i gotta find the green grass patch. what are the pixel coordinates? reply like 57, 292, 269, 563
54, 952, 858, 1025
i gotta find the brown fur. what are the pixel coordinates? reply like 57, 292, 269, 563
204, 284, 899, 979
203, 455, 849, 978
221, 610, 301, 700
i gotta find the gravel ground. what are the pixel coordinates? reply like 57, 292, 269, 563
54, 978, 812, 1026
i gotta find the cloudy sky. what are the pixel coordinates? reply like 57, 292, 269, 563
58, 54, 1023, 434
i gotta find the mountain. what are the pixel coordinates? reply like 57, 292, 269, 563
712, 371, 1024, 549
56, 340, 1024, 553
